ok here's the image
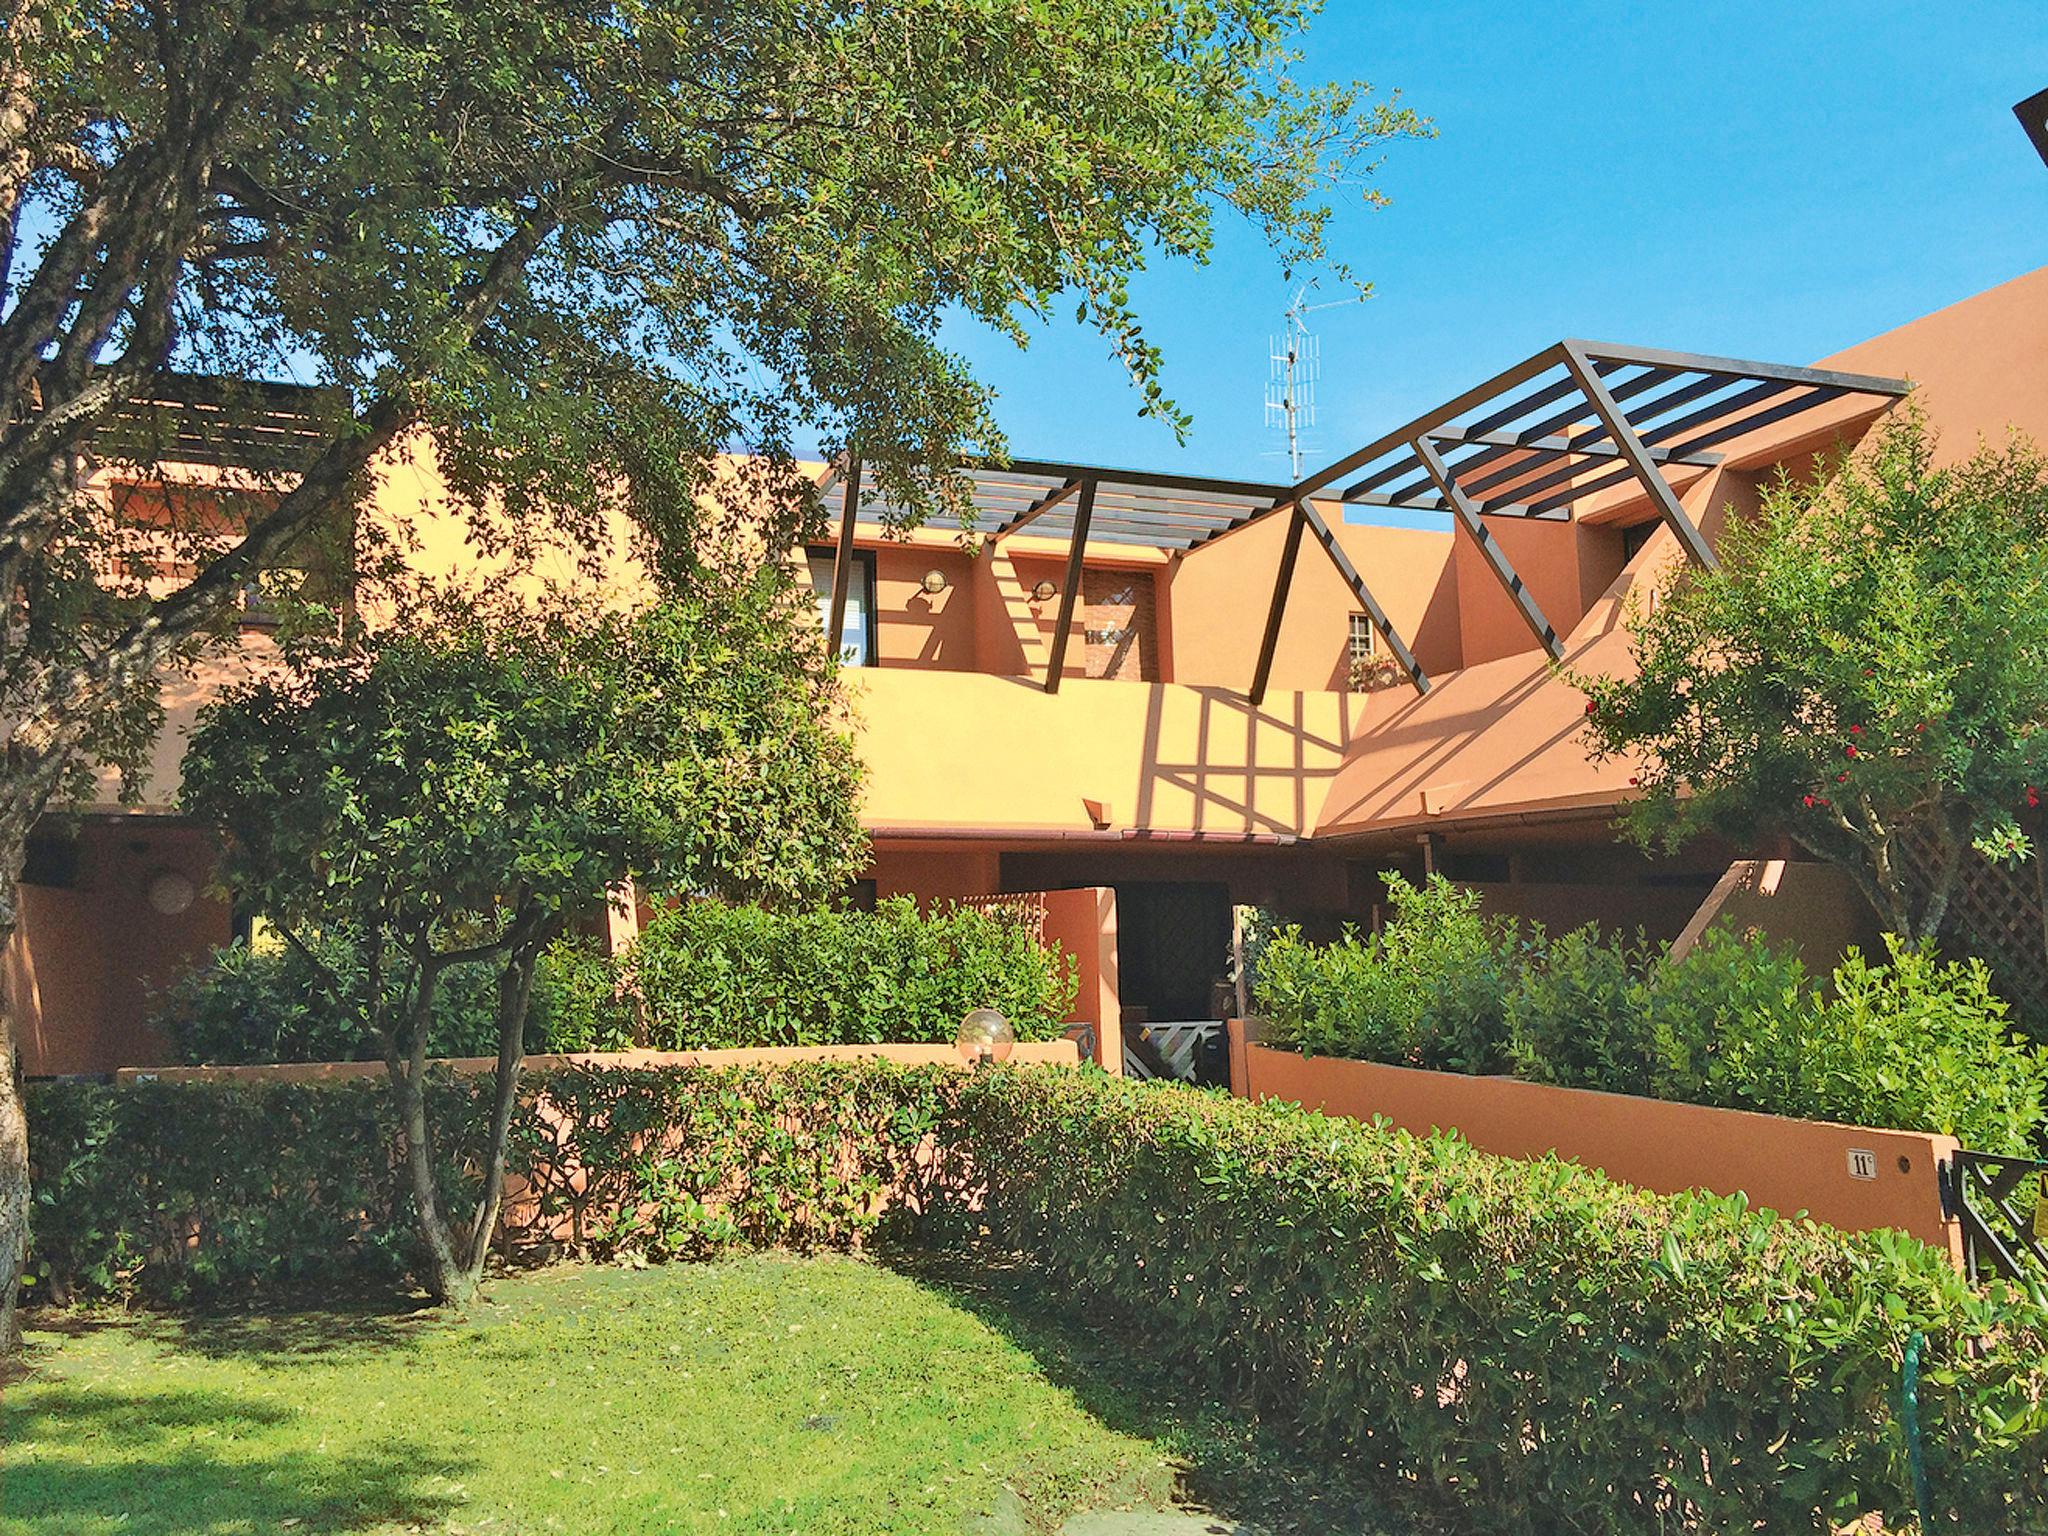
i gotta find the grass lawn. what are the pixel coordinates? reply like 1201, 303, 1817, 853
0, 1255, 1410, 1536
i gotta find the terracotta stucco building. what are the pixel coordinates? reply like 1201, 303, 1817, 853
16, 266, 2048, 1074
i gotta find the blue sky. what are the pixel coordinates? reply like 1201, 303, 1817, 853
939, 1, 2048, 490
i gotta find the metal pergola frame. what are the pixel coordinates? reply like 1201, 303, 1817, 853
818, 340, 1908, 703
815, 455, 1322, 694
1235, 339, 1912, 702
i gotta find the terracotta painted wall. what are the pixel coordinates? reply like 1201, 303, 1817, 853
1670, 859, 1886, 974
1234, 1035, 1962, 1259
11, 823, 229, 1075
1169, 508, 1460, 692
1037, 885, 1122, 1072
849, 670, 1362, 839
1451, 515, 1623, 668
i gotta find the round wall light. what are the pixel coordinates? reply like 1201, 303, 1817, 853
1030, 580, 1057, 603
146, 868, 197, 916
919, 568, 948, 595
955, 1008, 1016, 1068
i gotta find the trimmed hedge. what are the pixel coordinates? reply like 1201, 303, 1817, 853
1257, 876, 2048, 1155
22, 1063, 947, 1305
951, 1069, 2048, 1533
24, 1065, 2048, 1531
623, 895, 1077, 1049
151, 933, 631, 1065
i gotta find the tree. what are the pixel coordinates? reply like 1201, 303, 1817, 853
177, 576, 866, 1305
0, 0, 1423, 1345
1576, 407, 2048, 942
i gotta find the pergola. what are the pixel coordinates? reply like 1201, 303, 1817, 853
814, 455, 1303, 692
816, 340, 1910, 699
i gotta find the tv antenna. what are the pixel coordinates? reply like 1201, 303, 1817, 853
1265, 284, 1364, 479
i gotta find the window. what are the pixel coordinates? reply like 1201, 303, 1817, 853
805, 547, 878, 666
1621, 519, 1657, 562
1348, 612, 1377, 665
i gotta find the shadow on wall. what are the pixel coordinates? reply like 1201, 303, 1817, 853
1130, 684, 1357, 838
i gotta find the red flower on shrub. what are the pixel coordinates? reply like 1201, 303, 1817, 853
2029, 787, 2041, 810
1837, 771, 1851, 782
1848, 724, 1863, 735
1584, 699, 1597, 715
1844, 744, 1858, 758
1801, 795, 1815, 808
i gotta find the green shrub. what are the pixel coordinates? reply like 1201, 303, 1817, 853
1701, 936, 2048, 1155
152, 932, 627, 1065
1637, 923, 1813, 1103
24, 1064, 2048, 1529
532, 937, 638, 1053
23, 1061, 946, 1303
1256, 875, 1513, 1072
949, 1068, 2048, 1533
1257, 875, 2048, 1152
624, 895, 1076, 1049
1505, 923, 1656, 1094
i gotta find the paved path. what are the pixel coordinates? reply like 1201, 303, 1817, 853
1061, 1515, 1264, 1536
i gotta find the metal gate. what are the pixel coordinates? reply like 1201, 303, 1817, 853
1121, 1021, 1229, 1088
1941, 1150, 2048, 1293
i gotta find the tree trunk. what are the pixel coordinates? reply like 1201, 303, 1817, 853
0, 840, 29, 1358
384, 939, 542, 1308
385, 966, 475, 1306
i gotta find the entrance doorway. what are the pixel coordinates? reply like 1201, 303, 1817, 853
1113, 880, 1232, 1023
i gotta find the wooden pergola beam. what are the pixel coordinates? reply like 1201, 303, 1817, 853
1412, 436, 1563, 662
824, 455, 862, 657
1248, 502, 1307, 705
996, 477, 1083, 538
1043, 478, 1096, 693
1560, 344, 1719, 570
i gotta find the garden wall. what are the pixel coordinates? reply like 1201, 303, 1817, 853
1227, 1022, 1963, 1258
117, 1038, 1085, 1085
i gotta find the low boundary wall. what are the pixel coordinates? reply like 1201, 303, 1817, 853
1228, 1022, 1963, 1262
117, 1038, 1084, 1085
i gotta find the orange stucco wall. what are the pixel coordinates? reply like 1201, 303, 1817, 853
9, 822, 228, 1075
1670, 859, 1886, 973
1037, 886, 1121, 1071
1169, 506, 1460, 692
849, 669, 1363, 839
1235, 1035, 1963, 1259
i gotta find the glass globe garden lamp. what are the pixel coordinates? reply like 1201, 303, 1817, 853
955, 1008, 1015, 1068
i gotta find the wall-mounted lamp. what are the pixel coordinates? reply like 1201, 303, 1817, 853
919, 568, 948, 596
1030, 579, 1058, 603
146, 868, 197, 916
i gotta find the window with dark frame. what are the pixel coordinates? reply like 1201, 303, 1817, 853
805, 546, 879, 666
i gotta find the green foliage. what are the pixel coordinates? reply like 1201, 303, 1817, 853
183, 582, 865, 957
23, 1076, 472, 1303
532, 937, 639, 1054
1253, 875, 1513, 1072
625, 896, 1077, 1050
24, 1062, 2048, 1528
1504, 923, 1657, 1096
1575, 407, 2048, 938
1707, 936, 2048, 1150
1255, 877, 2048, 1153
948, 1068, 2048, 1534
154, 934, 547, 1064
22, 1061, 946, 1303
7, 0, 1427, 816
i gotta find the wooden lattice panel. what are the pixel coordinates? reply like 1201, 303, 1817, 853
1898, 827, 2048, 1019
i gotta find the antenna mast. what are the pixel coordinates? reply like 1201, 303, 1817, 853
1265, 286, 1320, 479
